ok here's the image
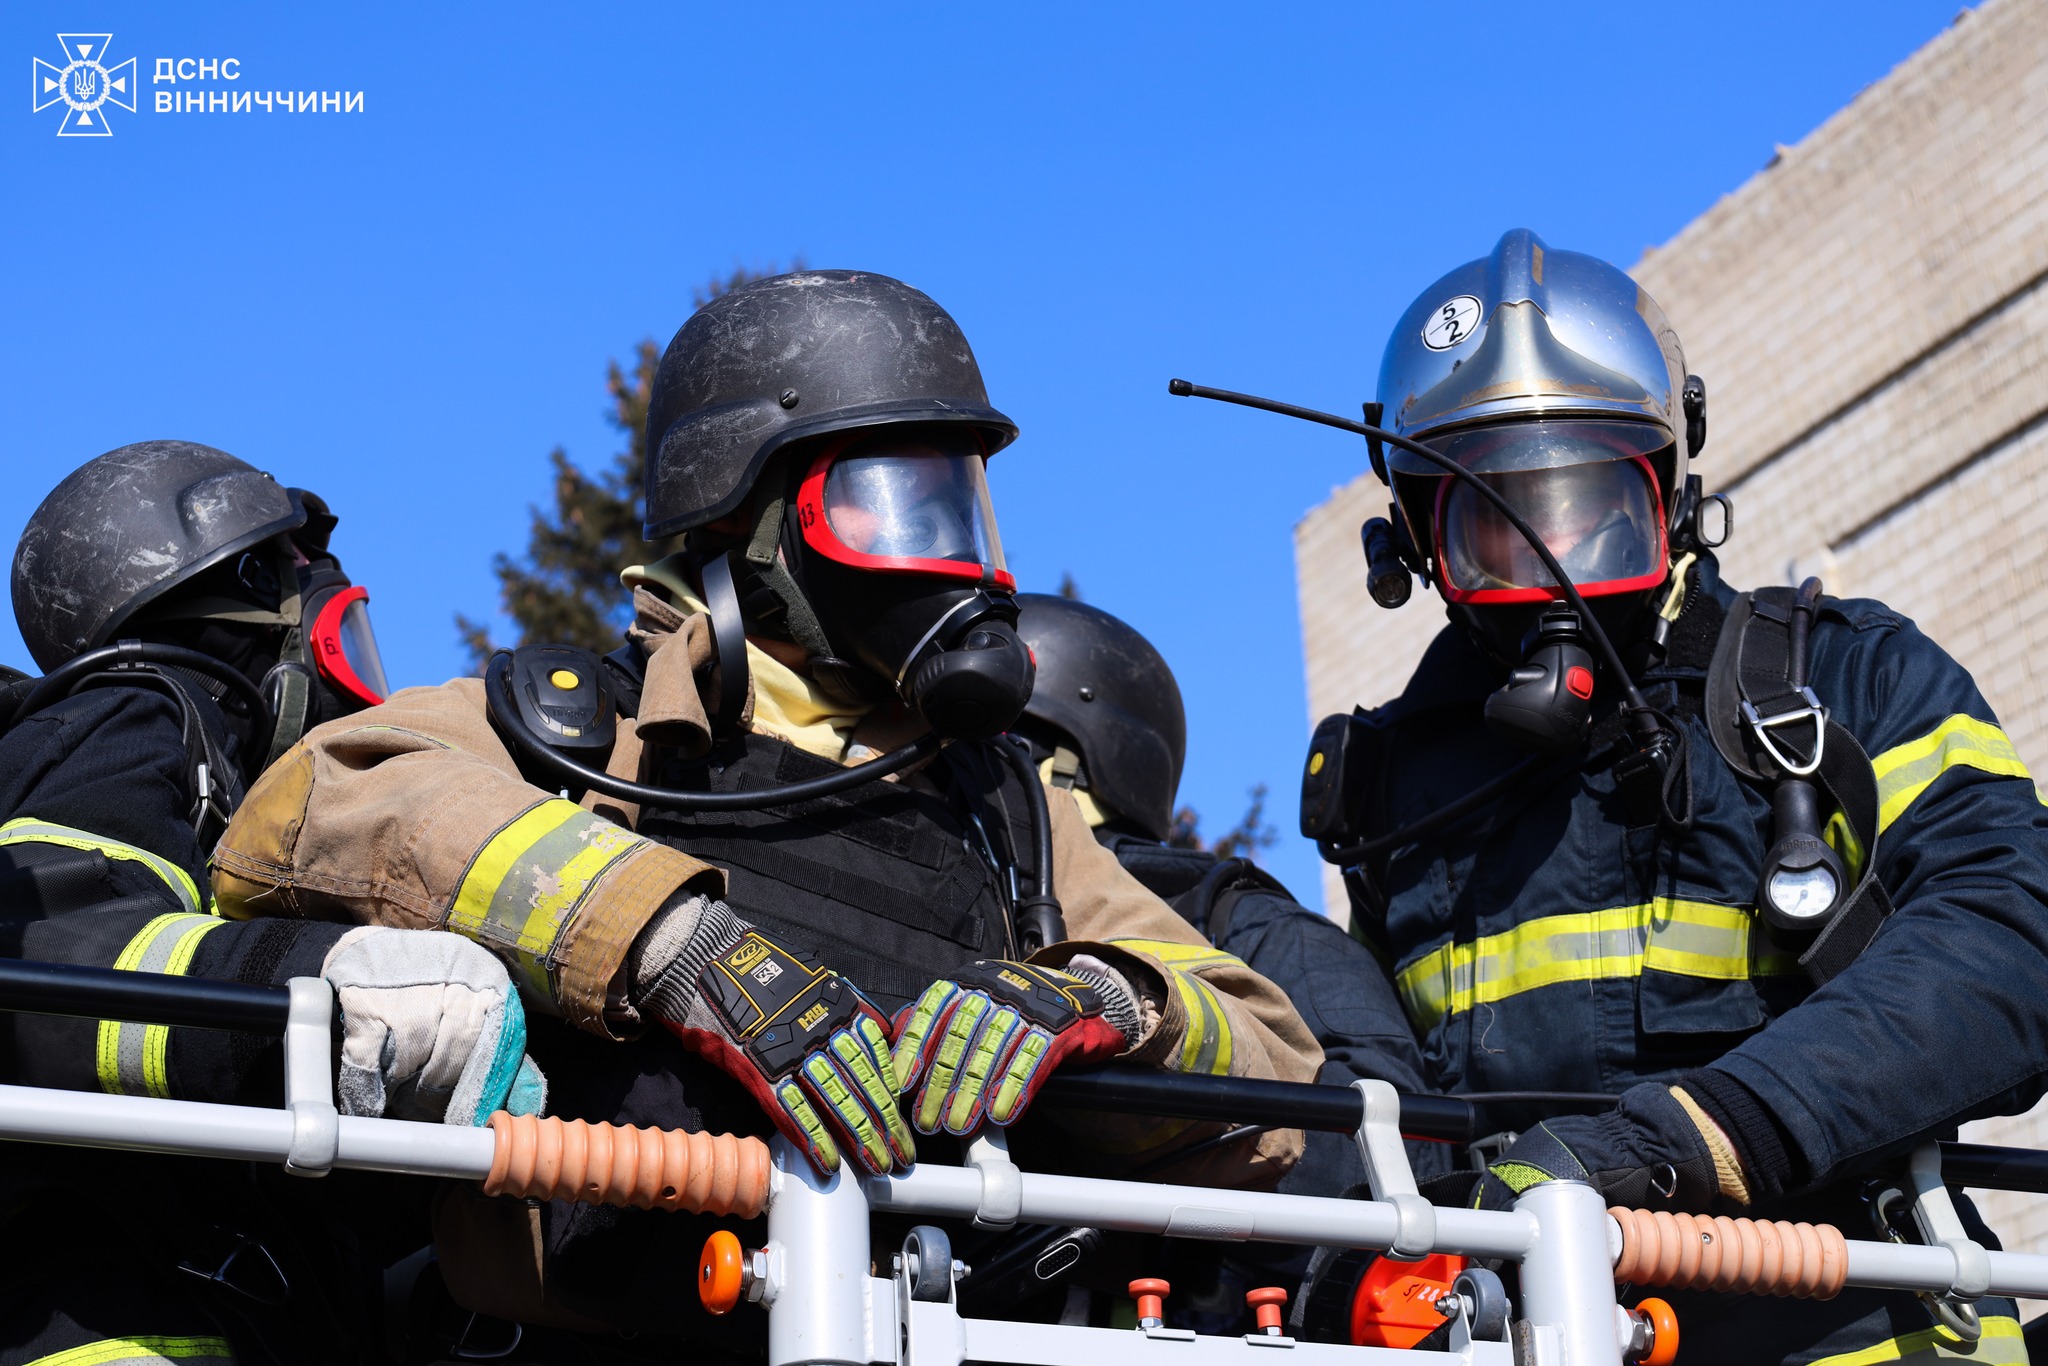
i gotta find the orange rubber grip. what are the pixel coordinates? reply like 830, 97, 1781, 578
484, 1112, 773, 1217
1610, 1207, 1848, 1300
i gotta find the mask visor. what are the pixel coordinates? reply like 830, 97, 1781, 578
1436, 455, 1668, 603
309, 584, 390, 705
798, 431, 1013, 588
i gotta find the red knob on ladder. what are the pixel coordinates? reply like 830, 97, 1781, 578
1246, 1286, 1290, 1336
1128, 1278, 1171, 1329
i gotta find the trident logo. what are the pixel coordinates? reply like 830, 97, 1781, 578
32, 34, 135, 137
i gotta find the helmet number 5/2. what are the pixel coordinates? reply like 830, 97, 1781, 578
1422, 295, 1482, 351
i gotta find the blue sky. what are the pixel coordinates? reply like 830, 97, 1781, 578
1, 1, 1962, 903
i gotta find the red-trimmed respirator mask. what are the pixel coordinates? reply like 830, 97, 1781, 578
249, 547, 390, 765
301, 572, 389, 708
1390, 420, 1679, 753
787, 428, 1033, 741
1413, 422, 1671, 605
797, 430, 1013, 588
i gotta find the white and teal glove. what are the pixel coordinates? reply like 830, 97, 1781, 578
322, 926, 547, 1126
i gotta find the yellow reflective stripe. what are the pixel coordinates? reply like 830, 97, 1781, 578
0, 817, 202, 915
26, 1336, 236, 1366
449, 798, 643, 1000
1106, 939, 1243, 1078
1395, 899, 1793, 1031
1108, 937, 1245, 974
1170, 970, 1233, 1077
1806, 1314, 2024, 1366
1824, 806, 1868, 886
95, 912, 226, 1097
1872, 714, 2032, 834
1642, 901, 1764, 980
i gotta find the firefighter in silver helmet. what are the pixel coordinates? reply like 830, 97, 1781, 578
1312, 229, 2048, 1363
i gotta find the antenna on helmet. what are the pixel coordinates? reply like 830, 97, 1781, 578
1169, 377, 1689, 828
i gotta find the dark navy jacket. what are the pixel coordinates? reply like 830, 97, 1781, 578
1350, 554, 2048, 1191
1100, 834, 1448, 1198
0, 686, 344, 1104
0, 685, 410, 1366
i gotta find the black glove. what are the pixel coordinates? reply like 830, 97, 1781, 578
1473, 1083, 1723, 1211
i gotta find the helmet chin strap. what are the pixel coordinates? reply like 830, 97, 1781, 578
259, 662, 315, 770
733, 487, 877, 705
701, 551, 751, 735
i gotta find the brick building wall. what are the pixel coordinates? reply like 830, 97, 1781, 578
1293, 0, 2048, 1257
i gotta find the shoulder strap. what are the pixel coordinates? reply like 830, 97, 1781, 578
1704, 587, 1890, 983
1706, 586, 1821, 780
601, 643, 646, 719
1796, 725, 1893, 984
259, 661, 313, 771
156, 667, 244, 845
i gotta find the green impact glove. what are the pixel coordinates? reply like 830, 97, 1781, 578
638, 896, 914, 1177
891, 957, 1139, 1136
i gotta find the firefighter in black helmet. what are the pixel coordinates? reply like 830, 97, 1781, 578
211, 272, 1321, 1338
0, 442, 545, 1366
1010, 593, 1440, 1168
1010, 592, 1456, 1336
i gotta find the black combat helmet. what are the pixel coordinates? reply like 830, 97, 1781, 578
12, 440, 305, 672
643, 270, 1017, 539
1014, 594, 1188, 843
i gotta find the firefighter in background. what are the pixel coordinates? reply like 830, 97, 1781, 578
1010, 591, 1459, 1331
209, 272, 1321, 1341
0, 442, 543, 1366
1299, 229, 2048, 1364
1010, 590, 1444, 1196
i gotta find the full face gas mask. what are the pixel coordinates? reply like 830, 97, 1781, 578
1180, 231, 1712, 842
782, 427, 1035, 741
138, 508, 389, 765
1388, 419, 1677, 753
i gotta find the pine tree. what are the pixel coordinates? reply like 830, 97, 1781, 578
458, 264, 791, 665
1202, 783, 1279, 862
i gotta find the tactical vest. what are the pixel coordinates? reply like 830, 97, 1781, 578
635, 732, 1033, 1015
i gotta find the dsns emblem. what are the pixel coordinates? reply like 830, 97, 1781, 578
32, 35, 136, 137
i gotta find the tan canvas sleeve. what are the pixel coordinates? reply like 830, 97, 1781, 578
1031, 786, 1320, 1183
211, 679, 722, 1038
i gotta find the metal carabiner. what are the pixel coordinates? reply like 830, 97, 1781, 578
1741, 687, 1827, 777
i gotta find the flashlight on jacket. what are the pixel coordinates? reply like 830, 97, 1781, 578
1755, 777, 1849, 934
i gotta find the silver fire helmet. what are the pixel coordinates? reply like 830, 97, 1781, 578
1377, 229, 1695, 604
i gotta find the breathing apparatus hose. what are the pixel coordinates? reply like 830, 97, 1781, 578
13, 640, 277, 778
989, 734, 1068, 953
1324, 753, 1551, 865
1167, 380, 1664, 742
483, 650, 943, 812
